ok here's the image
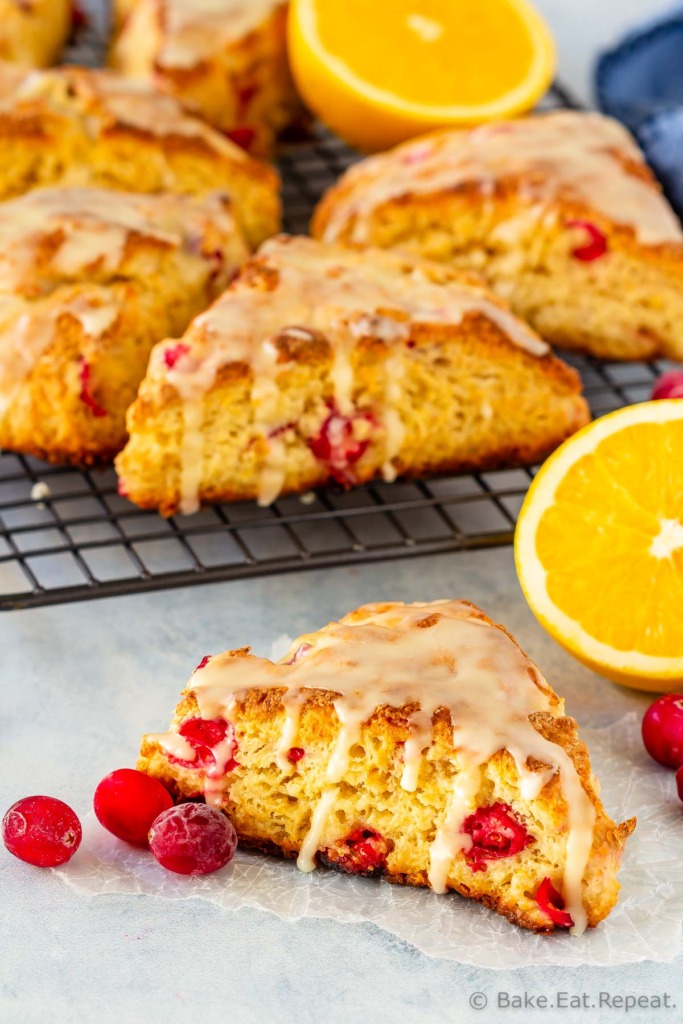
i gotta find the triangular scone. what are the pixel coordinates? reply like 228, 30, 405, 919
0, 0, 70, 67
0, 64, 280, 249
313, 111, 683, 361
116, 235, 589, 514
139, 600, 635, 934
0, 187, 249, 465
110, 0, 302, 157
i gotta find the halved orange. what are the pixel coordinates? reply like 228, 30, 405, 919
287, 0, 556, 152
515, 401, 683, 692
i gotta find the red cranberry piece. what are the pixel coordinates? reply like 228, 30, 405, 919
148, 803, 237, 875
225, 126, 257, 152
163, 343, 191, 370
194, 655, 212, 672
78, 359, 107, 417
676, 765, 683, 805
2, 796, 82, 868
236, 84, 259, 117
535, 876, 574, 928
651, 371, 683, 401
71, 1, 88, 30
323, 827, 388, 876
169, 717, 238, 776
566, 219, 608, 262
93, 769, 173, 847
642, 694, 683, 769
309, 406, 374, 483
287, 747, 305, 764
461, 802, 534, 871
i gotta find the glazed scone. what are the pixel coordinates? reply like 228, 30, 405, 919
0, 187, 249, 465
0, 64, 281, 249
313, 111, 683, 361
116, 235, 589, 515
139, 600, 635, 934
110, 0, 303, 156
0, 0, 71, 67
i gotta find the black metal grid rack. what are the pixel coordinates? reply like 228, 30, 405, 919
0, 79, 671, 610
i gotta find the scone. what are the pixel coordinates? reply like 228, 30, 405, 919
139, 599, 635, 934
0, 0, 71, 67
313, 111, 683, 361
110, 0, 303, 156
115, 235, 589, 516
0, 187, 249, 465
0, 64, 281, 249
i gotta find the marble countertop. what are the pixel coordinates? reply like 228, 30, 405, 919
2, 547, 680, 1024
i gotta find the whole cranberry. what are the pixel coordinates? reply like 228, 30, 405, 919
148, 803, 238, 875
642, 694, 683, 769
94, 769, 174, 846
651, 371, 683, 401
676, 765, 683, 805
2, 796, 82, 867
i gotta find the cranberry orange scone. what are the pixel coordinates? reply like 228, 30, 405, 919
313, 111, 683, 361
0, 187, 248, 465
116, 235, 589, 514
0, 0, 71, 67
0, 65, 280, 249
110, 0, 302, 156
139, 600, 635, 934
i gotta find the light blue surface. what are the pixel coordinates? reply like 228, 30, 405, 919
2, 548, 681, 1024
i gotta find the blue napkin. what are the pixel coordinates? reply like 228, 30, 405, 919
596, 9, 683, 217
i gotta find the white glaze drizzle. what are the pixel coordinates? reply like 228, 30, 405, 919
320, 112, 683, 248
150, 235, 547, 513
156, 600, 596, 935
153, 0, 284, 69
0, 187, 246, 418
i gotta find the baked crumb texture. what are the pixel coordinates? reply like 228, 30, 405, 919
116, 234, 589, 515
110, 0, 304, 156
0, 64, 281, 249
313, 111, 683, 361
139, 600, 635, 933
0, 187, 250, 465
0, 0, 71, 67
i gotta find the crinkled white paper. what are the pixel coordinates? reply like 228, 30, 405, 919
56, 714, 683, 969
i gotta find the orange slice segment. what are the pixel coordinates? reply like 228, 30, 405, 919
515, 401, 683, 691
288, 0, 556, 151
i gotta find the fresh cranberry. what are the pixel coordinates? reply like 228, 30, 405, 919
79, 359, 107, 417
461, 802, 534, 871
322, 827, 388, 876
2, 796, 82, 868
309, 407, 374, 483
535, 877, 574, 928
236, 84, 259, 117
651, 371, 683, 401
163, 343, 191, 370
194, 655, 212, 672
676, 765, 683, 805
225, 126, 257, 152
148, 803, 238, 875
71, 1, 88, 30
287, 747, 305, 764
642, 694, 683, 769
566, 220, 608, 261
93, 769, 173, 847
168, 717, 238, 776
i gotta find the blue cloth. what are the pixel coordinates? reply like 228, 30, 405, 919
596, 9, 683, 217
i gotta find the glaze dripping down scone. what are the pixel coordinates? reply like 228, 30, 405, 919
0, 64, 280, 249
0, 187, 249, 465
313, 111, 683, 361
0, 0, 71, 67
115, 235, 589, 515
139, 600, 635, 934
110, 0, 303, 156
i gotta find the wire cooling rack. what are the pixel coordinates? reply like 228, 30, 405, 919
0, 70, 673, 608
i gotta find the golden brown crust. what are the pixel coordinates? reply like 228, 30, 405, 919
0, 64, 281, 249
138, 601, 634, 933
0, 0, 71, 67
